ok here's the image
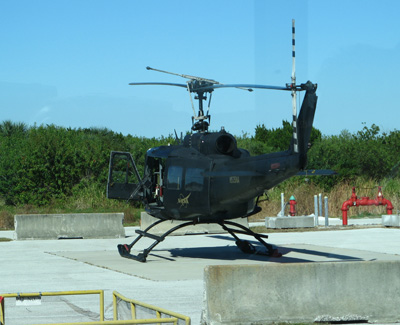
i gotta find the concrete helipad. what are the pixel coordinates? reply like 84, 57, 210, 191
1, 224, 400, 324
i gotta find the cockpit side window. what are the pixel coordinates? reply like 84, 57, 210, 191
167, 166, 183, 190
185, 167, 203, 191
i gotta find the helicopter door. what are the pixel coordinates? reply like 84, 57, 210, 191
107, 151, 142, 200
164, 158, 211, 219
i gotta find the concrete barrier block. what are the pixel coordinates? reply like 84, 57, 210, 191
382, 214, 400, 227
202, 261, 400, 324
141, 212, 249, 236
14, 213, 125, 240
265, 215, 315, 228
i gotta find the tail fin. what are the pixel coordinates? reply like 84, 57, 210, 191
293, 81, 318, 168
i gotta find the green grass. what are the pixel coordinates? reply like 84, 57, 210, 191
0, 187, 143, 230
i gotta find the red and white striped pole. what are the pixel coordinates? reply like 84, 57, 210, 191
291, 19, 298, 153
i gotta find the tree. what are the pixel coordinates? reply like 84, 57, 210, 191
254, 120, 322, 152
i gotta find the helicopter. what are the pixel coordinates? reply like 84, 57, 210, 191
107, 20, 318, 262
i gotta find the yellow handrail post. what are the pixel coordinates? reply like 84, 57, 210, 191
113, 292, 118, 321
130, 302, 136, 320
99, 290, 104, 322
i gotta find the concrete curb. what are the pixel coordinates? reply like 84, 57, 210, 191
266, 215, 315, 228
14, 213, 125, 240
383, 214, 400, 227
202, 260, 400, 324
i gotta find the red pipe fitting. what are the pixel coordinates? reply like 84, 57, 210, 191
341, 187, 357, 225
341, 186, 394, 225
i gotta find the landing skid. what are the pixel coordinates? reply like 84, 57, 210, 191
221, 220, 282, 257
117, 218, 281, 262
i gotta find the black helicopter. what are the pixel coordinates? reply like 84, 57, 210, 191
107, 22, 318, 262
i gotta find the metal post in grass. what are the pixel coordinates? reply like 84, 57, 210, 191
324, 196, 329, 227
318, 193, 323, 218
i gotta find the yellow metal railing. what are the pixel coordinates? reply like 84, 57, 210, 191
0, 290, 104, 325
33, 319, 179, 324
0, 290, 190, 325
112, 291, 190, 325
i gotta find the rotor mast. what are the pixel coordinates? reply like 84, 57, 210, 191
146, 66, 213, 132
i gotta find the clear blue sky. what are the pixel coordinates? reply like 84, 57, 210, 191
1, 0, 399, 138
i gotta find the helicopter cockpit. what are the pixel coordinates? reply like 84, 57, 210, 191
107, 145, 213, 220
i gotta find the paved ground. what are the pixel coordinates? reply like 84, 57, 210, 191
1, 218, 400, 324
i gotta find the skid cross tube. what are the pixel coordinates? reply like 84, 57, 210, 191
117, 218, 281, 262
118, 219, 203, 262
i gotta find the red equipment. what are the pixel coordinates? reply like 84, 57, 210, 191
341, 186, 394, 225
289, 195, 297, 216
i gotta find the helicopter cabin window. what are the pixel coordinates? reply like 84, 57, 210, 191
185, 167, 203, 191
167, 166, 183, 190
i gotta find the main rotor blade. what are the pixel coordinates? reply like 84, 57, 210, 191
128, 82, 302, 92
195, 84, 290, 91
129, 82, 187, 88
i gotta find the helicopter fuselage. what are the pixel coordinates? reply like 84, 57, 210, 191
108, 129, 304, 223
146, 133, 301, 222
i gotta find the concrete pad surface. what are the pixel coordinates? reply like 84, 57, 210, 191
52, 242, 400, 281
1, 226, 400, 324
